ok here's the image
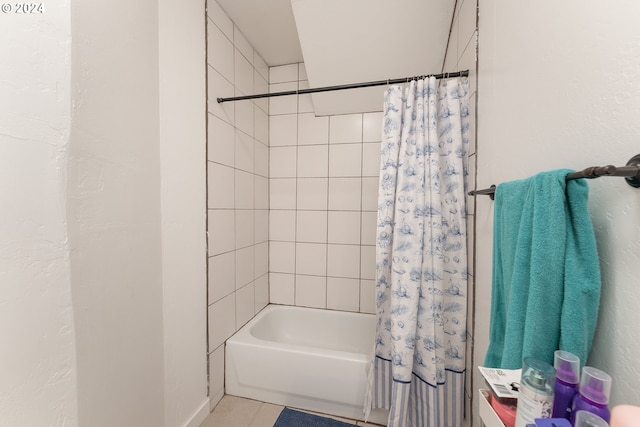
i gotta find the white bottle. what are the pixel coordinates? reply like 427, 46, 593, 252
515, 357, 556, 427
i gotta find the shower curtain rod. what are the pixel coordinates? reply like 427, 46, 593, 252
216, 70, 470, 103
468, 154, 640, 200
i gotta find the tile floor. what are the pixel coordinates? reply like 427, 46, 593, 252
199, 395, 385, 427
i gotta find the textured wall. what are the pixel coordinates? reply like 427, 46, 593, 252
476, 0, 640, 422
68, 1, 165, 425
0, 2, 78, 425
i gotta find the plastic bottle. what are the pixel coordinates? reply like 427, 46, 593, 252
551, 350, 580, 420
515, 358, 556, 427
570, 367, 612, 424
574, 410, 609, 427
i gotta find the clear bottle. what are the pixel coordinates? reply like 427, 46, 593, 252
570, 367, 612, 424
574, 410, 609, 427
515, 357, 556, 427
551, 350, 580, 420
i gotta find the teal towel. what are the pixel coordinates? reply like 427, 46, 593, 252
484, 169, 601, 369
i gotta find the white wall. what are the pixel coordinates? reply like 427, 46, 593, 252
68, 1, 165, 425
206, 0, 271, 408
476, 0, 640, 423
0, 1, 78, 426
159, 0, 209, 426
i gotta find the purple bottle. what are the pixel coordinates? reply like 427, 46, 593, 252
570, 367, 612, 424
552, 350, 580, 420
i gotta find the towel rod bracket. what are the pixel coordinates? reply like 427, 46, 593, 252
626, 154, 640, 188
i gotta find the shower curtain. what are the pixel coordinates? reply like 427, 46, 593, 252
366, 76, 470, 427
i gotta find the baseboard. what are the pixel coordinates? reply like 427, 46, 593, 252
182, 397, 211, 427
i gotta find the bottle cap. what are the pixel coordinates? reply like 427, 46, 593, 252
579, 366, 612, 405
574, 410, 609, 427
554, 350, 580, 385
521, 357, 556, 393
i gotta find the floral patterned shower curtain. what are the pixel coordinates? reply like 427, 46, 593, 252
366, 76, 470, 427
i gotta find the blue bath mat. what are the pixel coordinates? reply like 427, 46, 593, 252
273, 408, 357, 427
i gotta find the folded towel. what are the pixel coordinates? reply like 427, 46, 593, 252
484, 169, 601, 369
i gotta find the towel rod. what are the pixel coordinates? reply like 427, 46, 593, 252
216, 70, 469, 103
468, 153, 640, 200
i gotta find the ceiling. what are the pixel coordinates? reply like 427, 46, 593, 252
216, 0, 455, 115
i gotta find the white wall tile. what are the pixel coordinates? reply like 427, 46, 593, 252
207, 23, 234, 83
255, 176, 269, 210
254, 273, 269, 312
208, 209, 235, 256
270, 114, 297, 147
297, 178, 328, 210
235, 246, 254, 289
235, 130, 254, 173
270, 210, 296, 241
327, 244, 360, 278
295, 275, 326, 309
327, 277, 360, 312
270, 146, 297, 178
208, 251, 235, 304
328, 177, 361, 211
298, 63, 308, 80
269, 82, 298, 115
297, 81, 314, 114
297, 210, 328, 243
206, 2, 232, 40
328, 211, 361, 244
235, 210, 254, 249
234, 50, 254, 95
254, 51, 268, 81
208, 66, 234, 124
297, 145, 328, 177
329, 143, 362, 177
269, 63, 298, 84
270, 178, 296, 209
234, 26, 253, 64
255, 140, 269, 177
269, 273, 294, 305
235, 282, 255, 329
254, 242, 268, 278
362, 142, 381, 177
208, 113, 234, 167
254, 73, 269, 115
296, 243, 327, 276
234, 96, 254, 137
208, 293, 236, 349
360, 245, 376, 280
359, 280, 376, 314
361, 177, 378, 211
208, 343, 225, 406
269, 241, 295, 273
235, 170, 254, 209
208, 162, 234, 208
330, 114, 363, 144
362, 112, 383, 142
254, 106, 269, 145
298, 113, 329, 145
361, 211, 377, 246
255, 209, 269, 243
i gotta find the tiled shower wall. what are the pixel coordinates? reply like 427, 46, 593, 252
206, 1, 270, 407
268, 63, 382, 313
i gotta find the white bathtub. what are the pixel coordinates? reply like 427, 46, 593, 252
225, 304, 389, 425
